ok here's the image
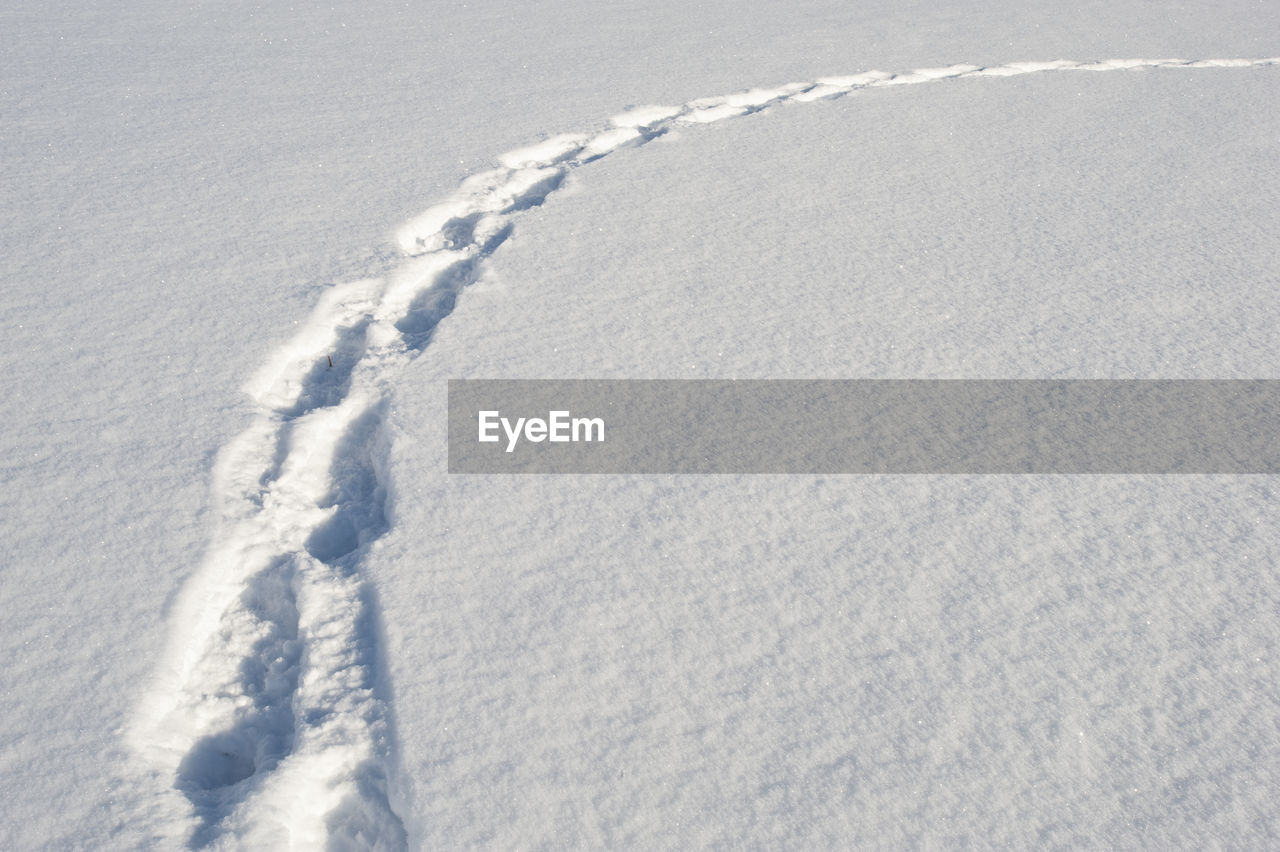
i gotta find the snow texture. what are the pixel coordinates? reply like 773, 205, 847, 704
4, 0, 1280, 846
130, 57, 1279, 847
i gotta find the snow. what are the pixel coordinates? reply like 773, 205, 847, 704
2, 0, 1280, 847
379, 66, 1280, 846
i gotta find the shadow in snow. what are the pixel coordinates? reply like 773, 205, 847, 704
279, 318, 373, 421
176, 558, 302, 847
395, 222, 512, 352
306, 402, 391, 565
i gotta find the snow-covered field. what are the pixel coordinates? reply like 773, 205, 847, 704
3, 1, 1279, 848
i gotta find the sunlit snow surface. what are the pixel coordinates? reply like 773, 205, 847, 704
380, 69, 1280, 847
3, 0, 1280, 848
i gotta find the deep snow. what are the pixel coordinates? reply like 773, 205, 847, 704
378, 66, 1280, 847
2, 0, 1279, 847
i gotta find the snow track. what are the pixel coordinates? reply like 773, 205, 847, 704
131, 56, 1278, 848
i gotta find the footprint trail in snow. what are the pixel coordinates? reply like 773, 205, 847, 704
129, 56, 1279, 849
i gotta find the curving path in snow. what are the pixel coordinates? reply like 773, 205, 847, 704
130, 56, 1279, 848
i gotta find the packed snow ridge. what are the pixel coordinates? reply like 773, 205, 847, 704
130, 56, 1279, 849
